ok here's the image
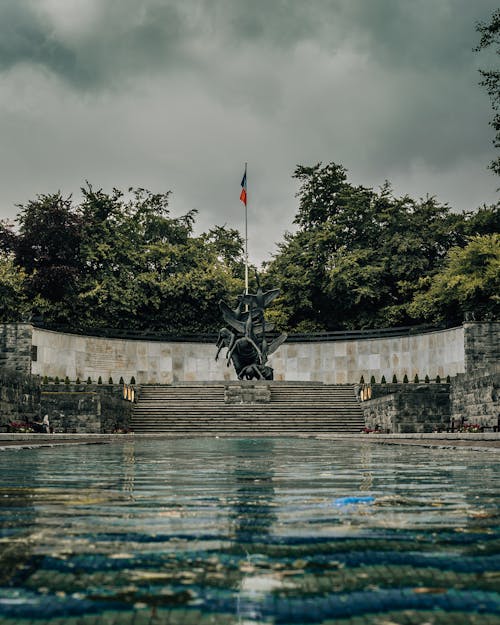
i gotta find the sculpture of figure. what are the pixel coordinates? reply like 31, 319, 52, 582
216, 271, 287, 380
215, 327, 236, 362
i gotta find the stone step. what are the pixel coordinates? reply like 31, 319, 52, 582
131, 382, 363, 434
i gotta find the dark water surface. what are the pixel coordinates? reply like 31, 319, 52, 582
0, 438, 498, 624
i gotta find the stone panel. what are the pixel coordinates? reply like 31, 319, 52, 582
0, 369, 40, 429
0, 324, 33, 374
450, 369, 499, 430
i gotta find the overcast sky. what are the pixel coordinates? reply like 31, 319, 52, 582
0, 0, 498, 264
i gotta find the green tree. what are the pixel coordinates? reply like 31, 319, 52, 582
76, 185, 244, 332
0, 254, 28, 321
0, 193, 82, 324
265, 163, 469, 331
409, 234, 500, 323
476, 8, 500, 175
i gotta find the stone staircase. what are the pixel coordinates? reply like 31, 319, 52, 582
130, 382, 365, 435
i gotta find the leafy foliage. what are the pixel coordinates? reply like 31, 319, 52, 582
0, 253, 28, 321
409, 234, 500, 323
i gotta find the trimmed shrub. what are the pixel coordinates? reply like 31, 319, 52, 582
87, 376, 92, 385
381, 375, 386, 384
130, 376, 136, 385
108, 377, 113, 385
64, 376, 70, 385
54, 376, 60, 385
42, 375, 48, 385
75, 377, 81, 385
370, 375, 376, 384
119, 376, 124, 385
424, 375, 430, 383
446, 375, 451, 384
435, 374, 441, 384
97, 376, 103, 385
414, 374, 419, 384
403, 374, 409, 384
392, 374, 397, 383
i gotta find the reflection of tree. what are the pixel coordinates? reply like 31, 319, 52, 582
0, 456, 38, 588
121, 441, 136, 500
359, 444, 373, 492
224, 439, 279, 624
228, 439, 277, 543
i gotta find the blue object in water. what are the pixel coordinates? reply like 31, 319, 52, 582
334, 496, 375, 506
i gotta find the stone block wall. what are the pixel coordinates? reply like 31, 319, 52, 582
464, 322, 500, 375
450, 369, 499, 430
224, 384, 271, 404
0, 324, 33, 374
40, 384, 133, 433
0, 370, 41, 430
361, 384, 451, 433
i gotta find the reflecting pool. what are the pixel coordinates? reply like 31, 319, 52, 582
0, 438, 499, 624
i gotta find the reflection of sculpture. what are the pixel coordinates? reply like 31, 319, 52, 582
216, 273, 287, 380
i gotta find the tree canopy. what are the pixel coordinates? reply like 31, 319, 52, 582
0, 168, 498, 334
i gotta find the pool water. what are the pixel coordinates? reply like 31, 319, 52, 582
0, 438, 498, 625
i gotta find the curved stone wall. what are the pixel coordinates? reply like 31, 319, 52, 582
30, 325, 466, 384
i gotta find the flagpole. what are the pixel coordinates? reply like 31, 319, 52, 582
244, 162, 249, 296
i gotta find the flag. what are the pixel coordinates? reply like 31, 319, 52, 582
240, 168, 247, 206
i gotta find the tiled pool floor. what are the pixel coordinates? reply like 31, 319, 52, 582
0, 438, 498, 624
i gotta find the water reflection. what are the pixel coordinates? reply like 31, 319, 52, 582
0, 439, 498, 624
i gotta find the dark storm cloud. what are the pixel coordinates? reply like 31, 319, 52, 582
0, 3, 79, 79
0, 1, 186, 88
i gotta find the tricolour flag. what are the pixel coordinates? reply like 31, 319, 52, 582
240, 168, 247, 206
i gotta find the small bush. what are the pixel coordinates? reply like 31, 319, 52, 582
97, 376, 103, 385
446, 375, 451, 384
87, 376, 92, 385
75, 377, 81, 385
381, 375, 386, 384
130, 376, 136, 385
370, 375, 376, 384
108, 377, 113, 385
119, 376, 124, 385
64, 376, 70, 385
435, 374, 441, 384
424, 375, 430, 383
403, 374, 409, 384
42, 375, 48, 385
54, 376, 60, 385
414, 373, 419, 384
392, 374, 397, 383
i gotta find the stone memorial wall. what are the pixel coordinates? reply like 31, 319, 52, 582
25, 325, 467, 384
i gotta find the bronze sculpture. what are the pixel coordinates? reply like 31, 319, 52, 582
216, 273, 287, 380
